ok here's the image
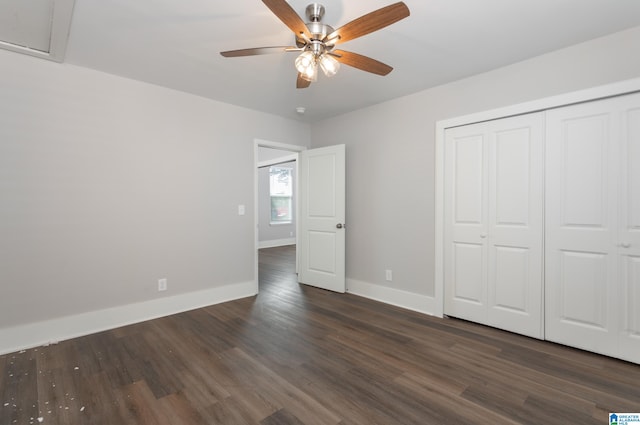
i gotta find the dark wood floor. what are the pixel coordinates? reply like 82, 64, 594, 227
2, 245, 639, 424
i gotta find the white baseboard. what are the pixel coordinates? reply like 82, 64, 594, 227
346, 279, 441, 317
258, 238, 296, 249
0, 281, 256, 355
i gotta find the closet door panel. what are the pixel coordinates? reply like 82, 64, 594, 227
545, 101, 619, 356
626, 108, 640, 232
619, 99, 640, 362
451, 242, 485, 304
453, 135, 484, 225
492, 246, 529, 311
558, 250, 609, 328
561, 115, 609, 227
487, 115, 544, 338
445, 113, 543, 337
444, 127, 487, 322
620, 254, 640, 362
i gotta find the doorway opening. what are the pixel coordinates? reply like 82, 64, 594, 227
253, 140, 305, 294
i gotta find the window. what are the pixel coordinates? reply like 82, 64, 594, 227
269, 166, 292, 224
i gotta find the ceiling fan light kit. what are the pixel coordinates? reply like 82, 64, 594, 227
220, 0, 410, 88
295, 50, 318, 81
319, 54, 340, 78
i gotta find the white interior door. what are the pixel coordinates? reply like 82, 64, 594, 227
545, 99, 621, 356
298, 144, 346, 293
444, 113, 544, 338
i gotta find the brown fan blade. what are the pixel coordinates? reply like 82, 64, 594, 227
332, 50, 393, 76
262, 0, 310, 38
220, 46, 298, 57
297, 73, 311, 89
324, 2, 410, 45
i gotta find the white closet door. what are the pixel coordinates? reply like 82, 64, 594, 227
545, 99, 621, 356
618, 95, 640, 363
444, 113, 544, 338
486, 114, 544, 338
444, 125, 488, 323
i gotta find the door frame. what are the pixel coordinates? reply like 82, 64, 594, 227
253, 139, 306, 294
434, 78, 640, 318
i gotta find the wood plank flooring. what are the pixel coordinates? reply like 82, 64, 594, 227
1, 245, 639, 424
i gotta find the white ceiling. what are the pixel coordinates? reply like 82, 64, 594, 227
34, 1, 640, 121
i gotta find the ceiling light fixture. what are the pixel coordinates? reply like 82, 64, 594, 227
220, 1, 410, 89
295, 50, 318, 81
319, 53, 340, 77
292, 4, 341, 82
295, 50, 340, 81
294, 36, 341, 81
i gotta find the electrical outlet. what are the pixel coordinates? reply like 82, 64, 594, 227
158, 278, 167, 292
385, 269, 393, 282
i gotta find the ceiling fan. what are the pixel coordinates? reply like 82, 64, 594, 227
220, 0, 410, 88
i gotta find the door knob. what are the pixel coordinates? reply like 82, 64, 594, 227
620, 242, 631, 248
480, 233, 487, 239
336, 223, 344, 229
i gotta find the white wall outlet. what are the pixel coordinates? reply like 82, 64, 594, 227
385, 269, 393, 282
238, 204, 246, 215
158, 278, 167, 292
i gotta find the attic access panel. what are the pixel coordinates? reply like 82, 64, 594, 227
0, 0, 75, 62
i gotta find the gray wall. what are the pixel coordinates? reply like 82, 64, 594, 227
310, 26, 640, 299
0, 49, 310, 329
258, 163, 296, 246
2, 23, 639, 337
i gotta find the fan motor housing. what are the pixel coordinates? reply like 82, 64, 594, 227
295, 3, 335, 47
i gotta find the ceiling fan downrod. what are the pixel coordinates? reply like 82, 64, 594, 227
305, 3, 325, 22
